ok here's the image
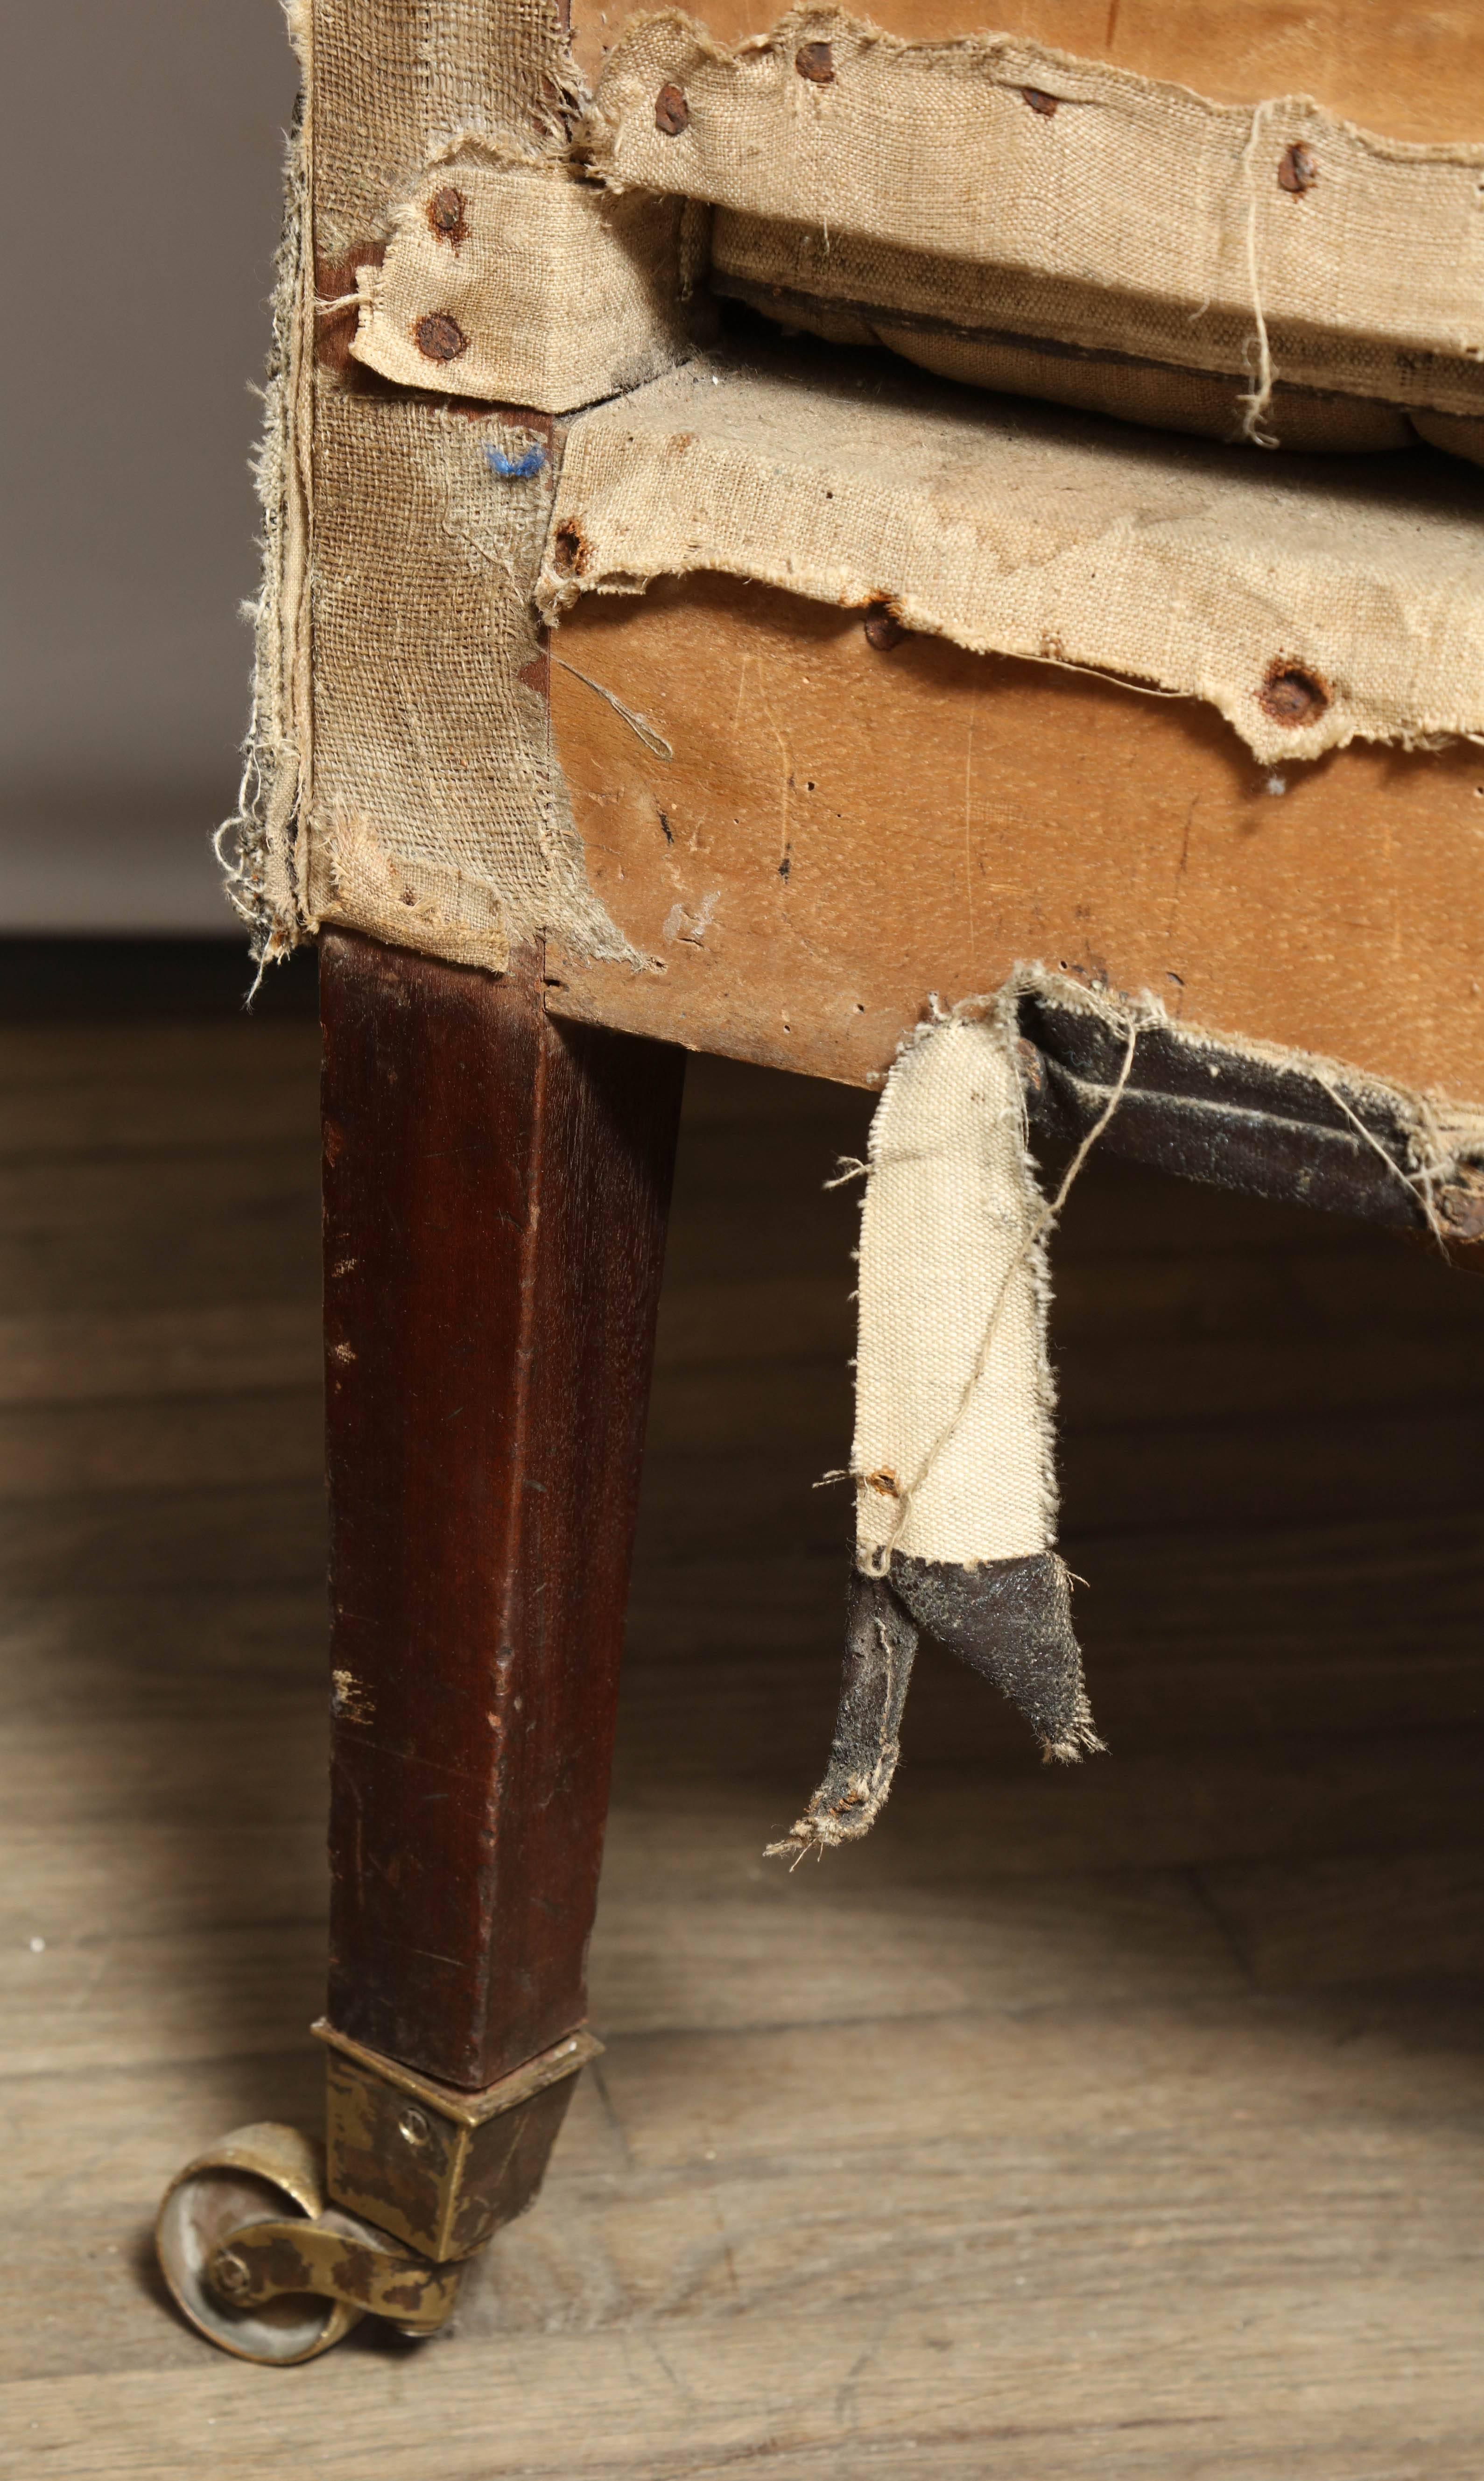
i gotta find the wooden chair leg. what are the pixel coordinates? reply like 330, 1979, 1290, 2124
156, 928, 684, 2361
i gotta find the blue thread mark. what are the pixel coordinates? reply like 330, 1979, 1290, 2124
486, 441, 546, 480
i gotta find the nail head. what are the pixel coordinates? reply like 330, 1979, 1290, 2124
414, 311, 468, 362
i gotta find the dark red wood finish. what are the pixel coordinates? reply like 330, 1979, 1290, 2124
320, 929, 684, 2088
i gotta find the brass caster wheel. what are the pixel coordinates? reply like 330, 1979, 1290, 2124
157, 2120, 463, 2364
156, 2122, 364, 2365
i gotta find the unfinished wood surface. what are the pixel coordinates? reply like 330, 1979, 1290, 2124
4, 982, 1484, 2474
547, 573, 1484, 1098
570, 0, 1484, 142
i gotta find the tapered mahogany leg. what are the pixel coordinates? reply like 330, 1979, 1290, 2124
156, 931, 682, 2358
318, 928, 684, 2094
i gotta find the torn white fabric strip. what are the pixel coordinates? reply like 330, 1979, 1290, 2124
541, 343, 1484, 765
852, 1005, 1055, 1574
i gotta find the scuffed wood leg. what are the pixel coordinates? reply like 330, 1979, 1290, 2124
156, 929, 683, 2360
320, 926, 683, 2088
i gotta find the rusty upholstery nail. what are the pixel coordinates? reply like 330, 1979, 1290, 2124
795, 41, 834, 82
428, 186, 467, 240
414, 311, 468, 363
553, 522, 588, 578
864, 610, 904, 650
1258, 661, 1330, 726
1277, 142, 1319, 194
1022, 87, 1059, 116
654, 82, 689, 134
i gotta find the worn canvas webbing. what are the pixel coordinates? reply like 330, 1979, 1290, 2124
775, 957, 1484, 1855
305, 382, 636, 968
349, 165, 700, 413
541, 343, 1484, 766
590, 10, 1484, 427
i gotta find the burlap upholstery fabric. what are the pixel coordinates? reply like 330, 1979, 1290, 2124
712, 277, 1420, 455
541, 344, 1484, 768
222, 0, 1484, 972
350, 166, 699, 413
1413, 411, 1484, 472
309, 0, 578, 258
306, 381, 636, 968
591, 10, 1484, 430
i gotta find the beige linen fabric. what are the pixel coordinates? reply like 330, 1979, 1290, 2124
853, 1006, 1054, 1574
350, 165, 697, 413
592, 10, 1484, 426
541, 345, 1484, 767
306, 382, 637, 968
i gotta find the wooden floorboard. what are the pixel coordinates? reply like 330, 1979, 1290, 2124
4, 1004, 1483, 2473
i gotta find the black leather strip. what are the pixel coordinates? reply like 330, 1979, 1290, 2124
1018, 991, 1484, 1238
892, 1549, 1104, 1762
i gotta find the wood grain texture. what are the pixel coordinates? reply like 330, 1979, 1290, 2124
546, 572, 1484, 1098
569, 0, 1484, 143
6, 1001, 1484, 2474
320, 930, 684, 2086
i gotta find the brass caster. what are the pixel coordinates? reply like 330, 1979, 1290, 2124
155, 2122, 459, 2365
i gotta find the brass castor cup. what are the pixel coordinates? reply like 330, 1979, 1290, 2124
155, 2023, 598, 2360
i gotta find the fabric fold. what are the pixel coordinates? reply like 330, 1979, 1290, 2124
772, 990, 1104, 1861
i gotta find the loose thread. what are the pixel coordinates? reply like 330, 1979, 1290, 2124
551, 659, 673, 760
1237, 102, 1280, 447
1310, 1067, 1450, 1253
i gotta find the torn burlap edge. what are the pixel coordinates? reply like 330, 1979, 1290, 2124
768, 963, 1484, 1858
215, 8, 315, 969
217, 0, 649, 976
539, 345, 1484, 766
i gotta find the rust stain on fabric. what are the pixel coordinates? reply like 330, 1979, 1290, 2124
1258, 659, 1330, 726
795, 42, 835, 83
553, 522, 589, 577
654, 82, 689, 133
1278, 142, 1319, 194
428, 186, 468, 241
414, 311, 469, 362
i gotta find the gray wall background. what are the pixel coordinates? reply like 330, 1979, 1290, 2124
2, 2, 299, 930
